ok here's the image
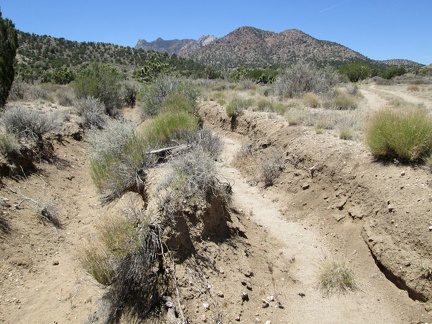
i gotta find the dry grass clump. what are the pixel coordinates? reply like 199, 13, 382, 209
80, 212, 164, 321
303, 92, 321, 108
407, 84, 420, 92
331, 90, 359, 110
260, 148, 284, 187
317, 259, 358, 296
365, 107, 432, 163
339, 126, 355, 140
255, 98, 287, 115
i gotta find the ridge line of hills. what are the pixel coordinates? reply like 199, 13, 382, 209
136, 26, 422, 69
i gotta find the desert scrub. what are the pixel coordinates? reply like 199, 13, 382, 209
2, 106, 58, 141
225, 97, 250, 118
407, 84, 420, 92
161, 92, 197, 115
303, 92, 321, 108
143, 111, 199, 147
274, 62, 338, 98
73, 62, 123, 116
260, 148, 284, 187
140, 75, 199, 117
339, 126, 355, 140
0, 132, 20, 159
331, 90, 359, 110
365, 108, 432, 163
75, 96, 106, 129
80, 207, 164, 322
317, 259, 358, 296
159, 147, 231, 217
89, 119, 152, 203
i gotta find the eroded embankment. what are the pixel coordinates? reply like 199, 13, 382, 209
200, 100, 432, 304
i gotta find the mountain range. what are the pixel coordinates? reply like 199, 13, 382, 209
136, 26, 422, 69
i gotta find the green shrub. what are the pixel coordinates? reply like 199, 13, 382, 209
260, 148, 284, 187
140, 76, 199, 117
226, 97, 252, 118
73, 62, 123, 116
339, 61, 371, 82
0, 10, 18, 108
0, 132, 20, 159
161, 92, 196, 115
365, 108, 432, 162
144, 111, 199, 147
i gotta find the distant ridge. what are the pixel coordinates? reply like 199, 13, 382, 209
136, 26, 423, 69
135, 35, 217, 54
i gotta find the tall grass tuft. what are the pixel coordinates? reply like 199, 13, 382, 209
365, 108, 432, 163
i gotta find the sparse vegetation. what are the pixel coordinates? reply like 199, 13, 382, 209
274, 62, 338, 98
365, 108, 432, 163
260, 148, 284, 187
303, 92, 321, 108
73, 62, 123, 116
318, 259, 358, 296
2, 106, 58, 141
76, 96, 106, 129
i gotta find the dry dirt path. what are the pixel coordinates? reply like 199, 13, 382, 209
215, 131, 428, 324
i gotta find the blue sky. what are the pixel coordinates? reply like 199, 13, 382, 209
2, 0, 431, 64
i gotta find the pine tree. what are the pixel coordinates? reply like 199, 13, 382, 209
0, 10, 18, 108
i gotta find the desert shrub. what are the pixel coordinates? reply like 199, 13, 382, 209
332, 90, 359, 110
56, 87, 76, 106
339, 61, 371, 82
140, 75, 199, 117
159, 147, 231, 215
89, 119, 152, 203
2, 106, 58, 141
0, 132, 20, 158
407, 85, 420, 92
209, 91, 226, 102
256, 98, 272, 111
260, 148, 284, 187
144, 111, 199, 147
161, 92, 197, 115
73, 62, 123, 116
76, 97, 106, 129
339, 126, 355, 140
26, 84, 52, 101
184, 127, 222, 159
318, 259, 357, 296
121, 81, 139, 107
303, 92, 321, 108
8, 79, 28, 101
274, 62, 338, 98
225, 96, 252, 118
365, 108, 432, 163
315, 116, 336, 130
35, 196, 62, 228
381, 66, 406, 80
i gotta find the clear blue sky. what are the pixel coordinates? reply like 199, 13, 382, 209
2, 0, 431, 65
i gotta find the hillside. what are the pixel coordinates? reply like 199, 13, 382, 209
178, 27, 371, 68
15, 31, 208, 82
137, 27, 423, 70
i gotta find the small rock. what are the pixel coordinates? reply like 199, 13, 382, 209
52, 261, 59, 266
203, 302, 210, 310
429, 226, 432, 232
302, 183, 310, 190
241, 292, 249, 303
336, 197, 347, 210
235, 315, 241, 321
265, 320, 272, 324
400, 170, 405, 176
387, 204, 395, 212
262, 300, 269, 308
217, 291, 224, 298
298, 292, 306, 298
334, 214, 345, 222
267, 295, 275, 302
242, 269, 254, 278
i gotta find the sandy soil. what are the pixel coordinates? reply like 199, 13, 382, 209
1, 82, 432, 323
